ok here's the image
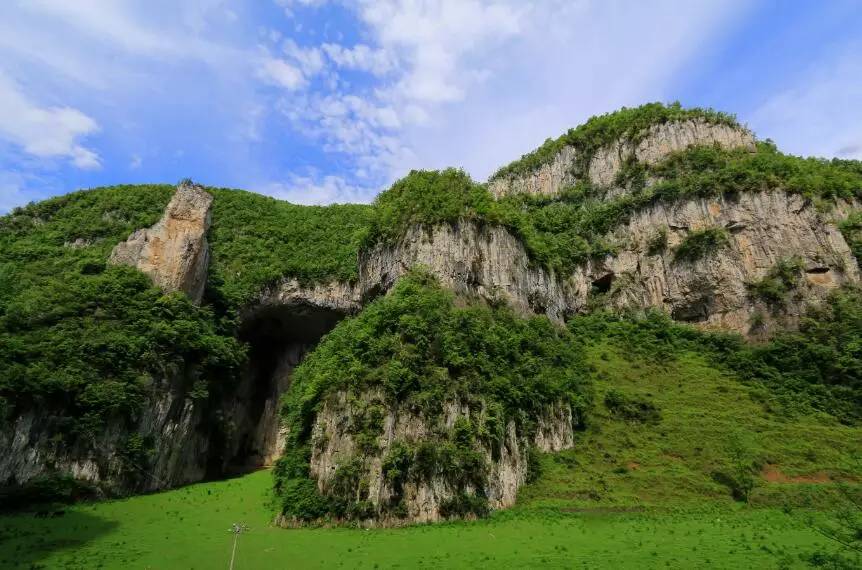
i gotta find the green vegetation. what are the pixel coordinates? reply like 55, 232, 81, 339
490, 101, 739, 181
673, 227, 730, 263
839, 211, 862, 264
649, 141, 862, 202
568, 289, 862, 424
748, 258, 805, 307
363, 168, 495, 247
2, 469, 856, 569
275, 270, 591, 521
0, 183, 373, 443
365, 140, 862, 278
207, 188, 373, 308
0, 186, 245, 439
3, 307, 860, 566
646, 226, 668, 255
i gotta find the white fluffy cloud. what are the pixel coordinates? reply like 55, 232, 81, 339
258, 172, 369, 204
0, 72, 100, 169
272, 0, 750, 194
322, 43, 395, 76
258, 57, 308, 90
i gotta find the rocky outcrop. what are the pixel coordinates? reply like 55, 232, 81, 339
570, 192, 860, 334
0, 373, 212, 494
303, 390, 575, 525
254, 222, 576, 324
258, 191, 858, 337
359, 223, 574, 321
488, 119, 755, 199
110, 181, 213, 304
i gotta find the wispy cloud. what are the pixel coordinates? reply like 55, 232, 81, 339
258, 172, 371, 205
749, 42, 862, 159
0, 0, 857, 213
0, 72, 100, 168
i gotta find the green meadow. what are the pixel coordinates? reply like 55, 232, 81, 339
1, 339, 858, 569
0, 468, 850, 569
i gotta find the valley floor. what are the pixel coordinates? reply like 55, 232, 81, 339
1, 340, 858, 569
0, 469, 849, 569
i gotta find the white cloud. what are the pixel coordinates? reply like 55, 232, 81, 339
0, 72, 100, 169
322, 43, 396, 76
748, 43, 862, 159
282, 39, 326, 76
258, 57, 307, 90
270, 0, 749, 195
258, 173, 372, 205
129, 154, 143, 169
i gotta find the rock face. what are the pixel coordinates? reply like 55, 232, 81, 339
570, 192, 860, 334
262, 191, 858, 337
360, 223, 574, 321
303, 391, 575, 525
0, 371, 212, 494
488, 119, 756, 199
110, 181, 213, 303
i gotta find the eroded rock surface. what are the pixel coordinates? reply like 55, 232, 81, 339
0, 374, 212, 494
259, 191, 858, 337
302, 391, 575, 525
110, 181, 213, 303
571, 192, 860, 334
488, 119, 755, 199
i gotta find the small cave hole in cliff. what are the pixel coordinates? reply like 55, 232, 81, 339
213, 304, 346, 476
591, 273, 614, 294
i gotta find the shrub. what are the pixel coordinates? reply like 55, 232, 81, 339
439, 493, 489, 519
646, 226, 668, 256
526, 447, 543, 483
0, 475, 98, 511
747, 258, 803, 307
603, 389, 661, 424
279, 478, 329, 521
839, 212, 862, 265
673, 227, 730, 263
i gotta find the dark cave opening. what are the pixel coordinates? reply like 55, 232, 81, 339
591, 273, 615, 294
213, 303, 346, 475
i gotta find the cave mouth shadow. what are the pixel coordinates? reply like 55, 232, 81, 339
215, 303, 347, 475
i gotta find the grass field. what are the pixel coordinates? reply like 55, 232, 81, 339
0, 469, 849, 569
1, 342, 858, 569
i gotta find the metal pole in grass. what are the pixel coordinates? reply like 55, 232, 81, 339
228, 523, 249, 570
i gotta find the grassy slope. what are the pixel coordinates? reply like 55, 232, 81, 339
2, 342, 858, 569
521, 343, 860, 511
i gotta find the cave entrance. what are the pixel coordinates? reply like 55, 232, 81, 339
217, 303, 346, 475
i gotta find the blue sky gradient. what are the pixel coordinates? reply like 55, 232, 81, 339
0, 0, 860, 212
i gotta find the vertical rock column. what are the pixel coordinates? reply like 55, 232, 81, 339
110, 180, 213, 304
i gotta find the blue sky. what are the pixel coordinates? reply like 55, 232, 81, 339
0, 0, 860, 212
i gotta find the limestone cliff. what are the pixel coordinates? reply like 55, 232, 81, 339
1, 370, 212, 494
293, 391, 575, 525
488, 119, 756, 198
260, 192, 858, 337
570, 192, 860, 334
110, 180, 212, 303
